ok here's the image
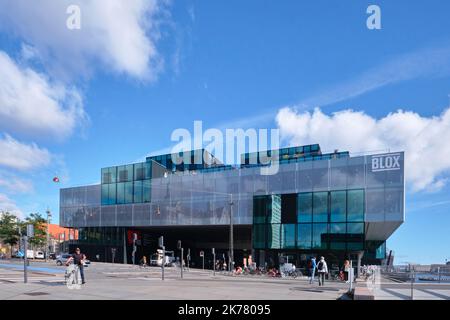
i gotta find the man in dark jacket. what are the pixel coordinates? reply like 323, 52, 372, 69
65, 248, 87, 284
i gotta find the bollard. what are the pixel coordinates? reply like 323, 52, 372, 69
23, 236, 28, 283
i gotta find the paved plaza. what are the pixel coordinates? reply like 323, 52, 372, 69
0, 260, 347, 300
0, 260, 449, 300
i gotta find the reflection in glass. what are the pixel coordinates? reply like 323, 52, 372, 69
297, 224, 312, 249
348, 190, 364, 222
312, 223, 328, 249
330, 191, 346, 222
268, 224, 281, 249
313, 192, 328, 222
281, 224, 296, 248
298, 193, 312, 223
253, 224, 266, 249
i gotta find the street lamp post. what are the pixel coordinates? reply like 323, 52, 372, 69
46, 209, 52, 262
229, 194, 234, 273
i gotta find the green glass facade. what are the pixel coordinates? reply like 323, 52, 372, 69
101, 162, 152, 205
253, 189, 365, 251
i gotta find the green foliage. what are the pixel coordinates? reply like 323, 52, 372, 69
0, 212, 20, 246
25, 213, 47, 248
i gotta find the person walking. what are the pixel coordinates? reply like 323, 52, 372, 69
317, 256, 328, 286
309, 257, 317, 284
65, 247, 87, 285
343, 259, 350, 283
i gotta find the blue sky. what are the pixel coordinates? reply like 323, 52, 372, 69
0, 0, 450, 264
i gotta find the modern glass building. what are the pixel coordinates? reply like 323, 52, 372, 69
60, 145, 404, 271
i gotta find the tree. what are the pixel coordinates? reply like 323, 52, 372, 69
0, 211, 21, 257
25, 213, 47, 249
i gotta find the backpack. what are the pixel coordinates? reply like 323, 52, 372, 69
317, 261, 324, 271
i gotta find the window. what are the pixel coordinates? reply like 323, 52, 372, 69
253, 224, 266, 249
312, 223, 328, 249
102, 171, 112, 184
348, 190, 364, 222
108, 183, 116, 205
347, 222, 364, 234
330, 223, 346, 234
253, 196, 267, 224
101, 184, 108, 205
268, 195, 281, 223
101, 167, 116, 184
143, 180, 151, 203
118, 165, 133, 182
281, 224, 296, 249
298, 193, 312, 222
134, 163, 145, 180
133, 181, 143, 203
297, 224, 312, 249
116, 182, 125, 204
124, 182, 133, 204
313, 192, 328, 222
347, 223, 364, 250
281, 194, 297, 223
330, 191, 346, 222
267, 224, 281, 249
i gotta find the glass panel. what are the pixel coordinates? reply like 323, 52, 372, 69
101, 184, 108, 205
144, 162, 152, 179
253, 224, 266, 249
312, 223, 328, 249
313, 192, 328, 222
116, 182, 125, 204
124, 182, 133, 204
134, 163, 145, 180
347, 222, 364, 234
133, 181, 143, 203
348, 189, 364, 222
312, 160, 329, 191
330, 223, 346, 234
330, 223, 346, 250
297, 224, 312, 249
347, 223, 364, 250
108, 183, 116, 205
281, 224, 296, 249
268, 195, 281, 224
298, 193, 312, 223
253, 196, 267, 224
268, 224, 281, 249
118, 165, 133, 182
102, 168, 111, 184
143, 180, 151, 203
330, 191, 346, 222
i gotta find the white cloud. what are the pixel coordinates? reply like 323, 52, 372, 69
0, 50, 86, 139
0, 134, 51, 171
276, 107, 450, 192
0, 193, 23, 219
0, 0, 166, 81
0, 174, 33, 194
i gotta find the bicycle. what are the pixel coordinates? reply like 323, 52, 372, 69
64, 263, 81, 288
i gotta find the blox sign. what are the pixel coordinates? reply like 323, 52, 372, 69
371, 153, 401, 172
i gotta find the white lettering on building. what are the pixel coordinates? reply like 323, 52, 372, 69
371, 154, 401, 172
